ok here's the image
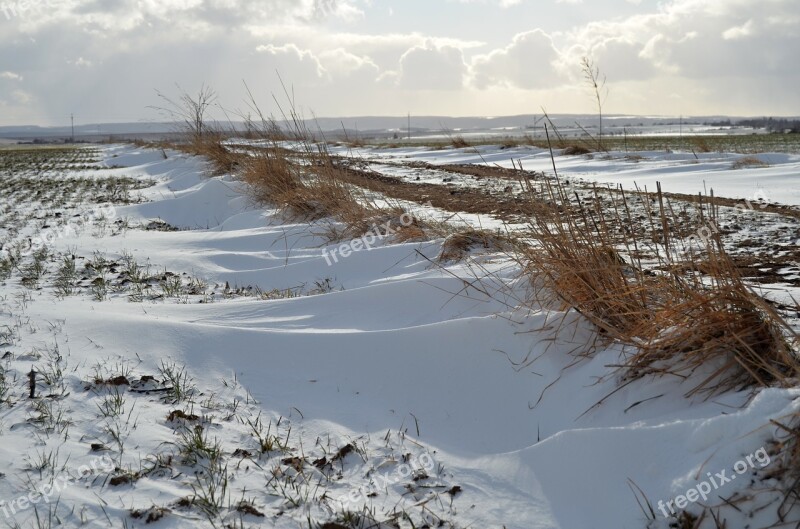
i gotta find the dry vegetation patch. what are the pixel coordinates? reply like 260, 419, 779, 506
438, 229, 515, 262
732, 155, 770, 169
522, 177, 799, 396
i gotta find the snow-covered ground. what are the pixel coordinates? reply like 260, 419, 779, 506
329, 143, 800, 206
0, 144, 798, 528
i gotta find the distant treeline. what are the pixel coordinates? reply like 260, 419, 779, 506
728, 118, 800, 132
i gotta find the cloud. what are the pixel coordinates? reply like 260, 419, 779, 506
450, 0, 523, 7
563, 36, 655, 82
255, 43, 327, 84
460, 0, 800, 114
471, 30, 564, 89
397, 44, 467, 90
7, 0, 366, 35
0, 71, 23, 81
559, 0, 799, 79
318, 48, 379, 79
71, 57, 94, 68
723, 19, 755, 40
0, 0, 798, 124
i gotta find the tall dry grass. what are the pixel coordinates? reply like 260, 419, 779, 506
239, 143, 405, 242
191, 131, 239, 175
232, 91, 436, 243
521, 172, 799, 396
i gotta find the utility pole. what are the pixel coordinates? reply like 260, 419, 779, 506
70, 113, 75, 143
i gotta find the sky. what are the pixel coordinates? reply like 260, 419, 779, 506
0, 0, 798, 126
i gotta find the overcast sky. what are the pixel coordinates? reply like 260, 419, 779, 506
0, 0, 797, 126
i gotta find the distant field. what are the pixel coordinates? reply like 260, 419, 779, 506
364, 132, 800, 154
0, 145, 102, 174
4, 132, 799, 156
588, 133, 800, 154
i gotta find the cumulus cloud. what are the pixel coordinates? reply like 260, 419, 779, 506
460, 0, 799, 114
0, 0, 798, 124
564, 0, 798, 78
471, 30, 564, 89
317, 48, 379, 81
255, 43, 327, 83
396, 44, 467, 90
562, 36, 655, 81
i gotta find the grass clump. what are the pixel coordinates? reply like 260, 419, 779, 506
239, 145, 390, 241
159, 361, 196, 403
54, 254, 78, 297
239, 147, 318, 218
438, 229, 513, 262
562, 144, 592, 156
233, 93, 427, 243
451, 136, 470, 149
191, 132, 239, 175
522, 175, 799, 397
732, 155, 769, 169
0, 256, 13, 281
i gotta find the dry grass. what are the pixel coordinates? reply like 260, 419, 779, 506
231, 104, 438, 244
451, 136, 470, 149
767, 414, 800, 523
239, 144, 385, 241
626, 251, 797, 394
190, 132, 239, 175
391, 217, 430, 243
438, 229, 514, 262
521, 175, 799, 396
239, 148, 314, 215
732, 155, 769, 169
562, 144, 592, 156
227, 88, 406, 240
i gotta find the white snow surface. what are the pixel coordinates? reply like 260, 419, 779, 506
330, 143, 800, 206
0, 144, 797, 529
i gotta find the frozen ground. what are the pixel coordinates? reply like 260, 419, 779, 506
328, 143, 800, 206
0, 144, 798, 528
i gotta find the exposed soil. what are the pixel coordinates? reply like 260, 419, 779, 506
333, 161, 542, 223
